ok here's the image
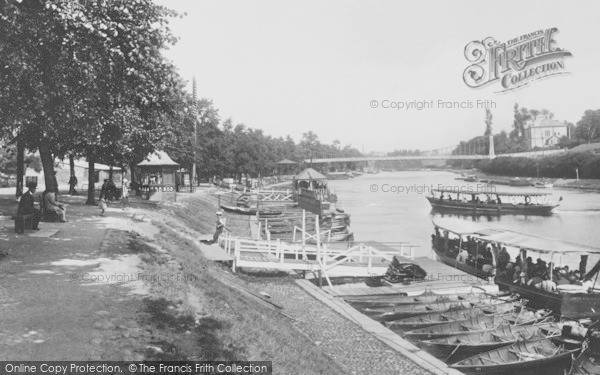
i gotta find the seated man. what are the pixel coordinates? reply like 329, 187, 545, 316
17, 183, 41, 230
44, 187, 67, 222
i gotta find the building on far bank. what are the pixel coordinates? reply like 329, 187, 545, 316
525, 117, 571, 149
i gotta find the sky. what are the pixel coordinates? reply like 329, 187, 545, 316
156, 0, 600, 153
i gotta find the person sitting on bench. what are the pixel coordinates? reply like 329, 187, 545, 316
18, 183, 41, 230
44, 186, 68, 222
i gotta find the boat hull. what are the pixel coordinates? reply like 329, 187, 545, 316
451, 339, 577, 375
496, 280, 600, 320
433, 247, 490, 280
427, 197, 556, 215
420, 325, 557, 362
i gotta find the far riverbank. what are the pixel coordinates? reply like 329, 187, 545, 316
450, 169, 600, 192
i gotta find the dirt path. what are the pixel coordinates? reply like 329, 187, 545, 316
0, 192, 432, 374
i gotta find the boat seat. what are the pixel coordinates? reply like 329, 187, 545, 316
508, 349, 545, 361
479, 357, 503, 365
490, 332, 510, 342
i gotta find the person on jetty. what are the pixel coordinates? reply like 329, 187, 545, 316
211, 210, 229, 244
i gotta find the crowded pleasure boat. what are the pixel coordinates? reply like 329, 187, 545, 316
427, 187, 562, 215
432, 218, 600, 319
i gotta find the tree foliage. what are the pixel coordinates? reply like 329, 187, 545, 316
0, 0, 187, 202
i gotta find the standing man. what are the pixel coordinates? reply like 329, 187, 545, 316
68, 174, 78, 195
212, 210, 227, 244
121, 178, 130, 210
18, 182, 41, 230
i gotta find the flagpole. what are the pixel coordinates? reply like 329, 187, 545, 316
191, 77, 198, 192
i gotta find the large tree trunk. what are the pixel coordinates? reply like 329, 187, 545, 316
86, 151, 96, 205
129, 162, 136, 185
38, 143, 57, 192
16, 136, 24, 198
69, 154, 75, 194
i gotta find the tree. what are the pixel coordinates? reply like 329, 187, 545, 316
0, 0, 184, 204
575, 109, 600, 143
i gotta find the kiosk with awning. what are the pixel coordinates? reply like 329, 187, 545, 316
137, 151, 179, 201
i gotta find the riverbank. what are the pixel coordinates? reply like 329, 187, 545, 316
0, 188, 433, 375
450, 169, 600, 192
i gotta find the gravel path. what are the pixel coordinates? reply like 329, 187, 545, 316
251, 279, 434, 375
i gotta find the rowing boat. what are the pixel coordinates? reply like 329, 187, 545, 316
450, 338, 578, 375
360, 298, 513, 322
385, 303, 520, 332
345, 291, 503, 308
220, 204, 282, 216
419, 322, 560, 362
403, 308, 552, 341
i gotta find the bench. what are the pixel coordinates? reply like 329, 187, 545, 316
13, 213, 34, 234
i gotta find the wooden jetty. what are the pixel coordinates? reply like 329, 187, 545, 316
218, 234, 416, 283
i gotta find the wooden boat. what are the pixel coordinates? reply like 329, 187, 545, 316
432, 246, 492, 280
345, 291, 500, 307
534, 180, 554, 189
419, 322, 560, 362
220, 205, 282, 216
455, 174, 477, 181
432, 218, 600, 320
450, 338, 578, 375
403, 308, 552, 341
360, 298, 511, 322
347, 292, 508, 308
569, 355, 600, 374
385, 303, 518, 332
509, 177, 535, 187
427, 188, 561, 215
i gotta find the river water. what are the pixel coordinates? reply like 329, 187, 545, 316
328, 171, 600, 266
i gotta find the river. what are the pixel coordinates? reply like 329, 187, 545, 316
328, 170, 600, 266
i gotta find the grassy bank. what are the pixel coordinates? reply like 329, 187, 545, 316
139, 191, 345, 374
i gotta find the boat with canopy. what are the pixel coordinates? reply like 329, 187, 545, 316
426, 188, 561, 215
432, 218, 600, 319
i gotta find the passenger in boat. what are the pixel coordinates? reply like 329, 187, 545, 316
481, 244, 494, 265
527, 274, 544, 288
498, 247, 510, 270
512, 266, 521, 283
517, 271, 528, 285
554, 269, 571, 285
505, 262, 515, 281
540, 279, 557, 292
496, 195, 502, 205
457, 248, 469, 263
524, 257, 535, 277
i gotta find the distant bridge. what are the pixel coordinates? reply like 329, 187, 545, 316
303, 135, 566, 163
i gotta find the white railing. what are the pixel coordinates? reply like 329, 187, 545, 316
217, 233, 416, 284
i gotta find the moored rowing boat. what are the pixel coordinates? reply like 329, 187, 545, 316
450, 338, 578, 375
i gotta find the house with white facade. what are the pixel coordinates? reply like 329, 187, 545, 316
525, 117, 571, 149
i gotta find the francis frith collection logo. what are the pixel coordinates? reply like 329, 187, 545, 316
463, 28, 572, 92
